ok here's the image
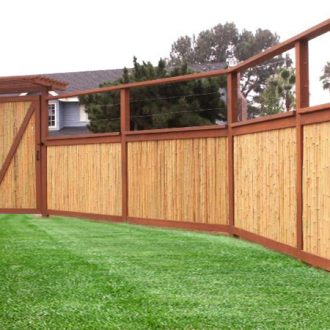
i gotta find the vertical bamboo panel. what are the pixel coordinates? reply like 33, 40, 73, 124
234, 128, 297, 246
128, 137, 228, 224
0, 102, 29, 169
47, 143, 122, 215
0, 112, 36, 209
303, 122, 330, 259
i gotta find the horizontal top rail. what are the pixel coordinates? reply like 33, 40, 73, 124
124, 124, 227, 135
231, 111, 296, 127
299, 102, 330, 114
45, 18, 330, 101
46, 131, 120, 141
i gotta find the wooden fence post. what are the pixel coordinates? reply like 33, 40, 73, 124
227, 72, 238, 234
295, 40, 309, 250
40, 91, 50, 217
120, 88, 130, 220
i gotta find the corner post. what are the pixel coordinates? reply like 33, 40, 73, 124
227, 72, 238, 234
295, 40, 309, 250
120, 88, 130, 221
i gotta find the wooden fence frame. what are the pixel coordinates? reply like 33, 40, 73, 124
1, 19, 330, 271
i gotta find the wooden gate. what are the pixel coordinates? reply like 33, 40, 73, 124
0, 96, 41, 213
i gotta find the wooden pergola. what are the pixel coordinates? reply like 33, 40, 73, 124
0, 75, 67, 94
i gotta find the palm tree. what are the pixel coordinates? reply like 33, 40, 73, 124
320, 62, 330, 91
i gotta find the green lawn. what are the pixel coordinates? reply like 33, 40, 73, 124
0, 215, 329, 329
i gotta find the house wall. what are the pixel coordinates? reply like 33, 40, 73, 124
59, 101, 89, 128
61, 101, 82, 127
58, 101, 64, 130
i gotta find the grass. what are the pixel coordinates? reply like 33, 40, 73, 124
0, 215, 329, 329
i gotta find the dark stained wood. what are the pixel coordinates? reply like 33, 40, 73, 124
0, 208, 38, 214
40, 93, 49, 216
46, 135, 121, 146
295, 40, 309, 250
34, 99, 42, 213
301, 107, 330, 125
232, 227, 330, 271
125, 126, 228, 142
48, 210, 124, 223
47, 131, 120, 141
230, 111, 295, 127
231, 115, 296, 136
121, 89, 130, 220
227, 73, 238, 233
300, 102, 330, 114
0, 95, 41, 102
125, 124, 226, 135
127, 217, 230, 233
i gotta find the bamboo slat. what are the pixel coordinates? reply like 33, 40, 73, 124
0, 109, 36, 209
127, 137, 228, 224
0, 102, 29, 169
47, 143, 122, 215
303, 122, 330, 259
234, 128, 297, 246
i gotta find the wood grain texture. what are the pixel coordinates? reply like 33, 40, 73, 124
128, 137, 228, 224
47, 143, 122, 215
0, 112, 36, 208
234, 128, 297, 246
0, 102, 29, 169
303, 122, 330, 259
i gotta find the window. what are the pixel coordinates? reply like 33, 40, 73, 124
48, 103, 56, 127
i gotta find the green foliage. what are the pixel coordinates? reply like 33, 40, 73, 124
80, 57, 226, 133
257, 67, 296, 116
1, 215, 330, 329
320, 61, 330, 91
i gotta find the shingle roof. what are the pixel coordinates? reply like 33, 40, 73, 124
46, 69, 124, 93
45, 62, 226, 94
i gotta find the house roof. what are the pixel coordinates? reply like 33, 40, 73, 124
45, 62, 226, 95
46, 69, 124, 93
0, 75, 67, 94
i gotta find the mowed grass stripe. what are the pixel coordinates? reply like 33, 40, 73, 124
0, 215, 329, 329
